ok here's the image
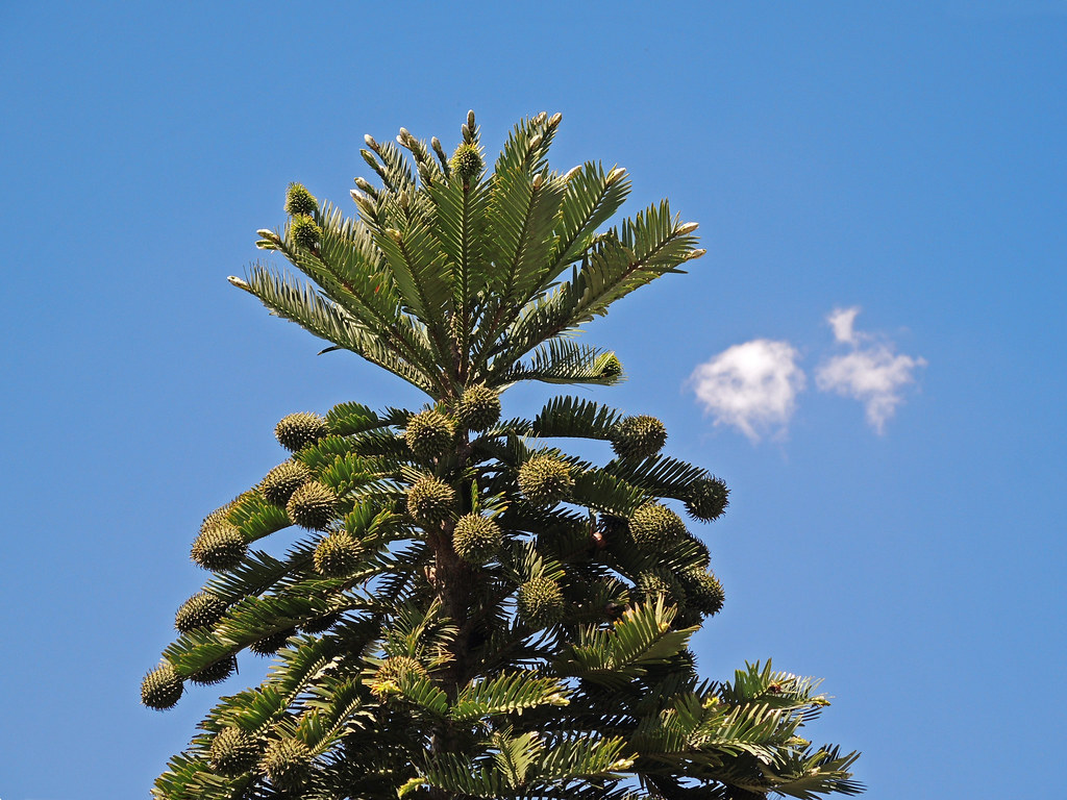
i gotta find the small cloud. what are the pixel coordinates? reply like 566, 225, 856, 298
816, 308, 926, 433
689, 339, 805, 442
828, 306, 861, 344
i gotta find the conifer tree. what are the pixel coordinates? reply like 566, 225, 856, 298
143, 111, 861, 800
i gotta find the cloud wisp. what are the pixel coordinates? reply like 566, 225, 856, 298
688, 339, 806, 442
816, 307, 926, 434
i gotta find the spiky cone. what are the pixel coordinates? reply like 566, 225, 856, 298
201, 499, 236, 530
599, 352, 624, 382
518, 456, 573, 506
289, 214, 321, 250
634, 568, 686, 607
629, 503, 687, 548
452, 513, 503, 564
141, 663, 184, 710
685, 475, 730, 522
249, 628, 296, 656
190, 656, 237, 686
210, 727, 259, 777
404, 408, 456, 460
284, 182, 317, 216
610, 415, 667, 460
275, 412, 328, 452
287, 480, 337, 530
191, 520, 247, 571
457, 384, 501, 431
262, 737, 314, 791
261, 461, 312, 507
406, 476, 456, 524
314, 531, 362, 577
517, 577, 565, 628
679, 567, 725, 616
174, 591, 228, 633
450, 142, 483, 183
371, 656, 428, 698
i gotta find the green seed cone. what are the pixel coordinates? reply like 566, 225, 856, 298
629, 503, 687, 548
452, 514, 503, 564
375, 655, 427, 685
249, 628, 296, 656
371, 656, 428, 699
518, 457, 573, 506
457, 384, 501, 431
261, 461, 312, 507
289, 214, 322, 249
679, 567, 725, 616
610, 415, 667, 460
404, 409, 455, 460
201, 500, 235, 530
407, 476, 456, 524
685, 476, 730, 522
287, 481, 337, 530
314, 531, 361, 577
262, 737, 314, 791
517, 577, 565, 628
210, 726, 259, 776
450, 143, 483, 182
141, 663, 184, 710
635, 568, 686, 607
284, 182, 318, 216
275, 412, 328, 452
599, 353, 624, 381
175, 591, 228, 633
189, 656, 236, 686
191, 521, 247, 571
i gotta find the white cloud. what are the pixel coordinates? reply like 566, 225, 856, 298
816, 308, 926, 433
689, 339, 805, 442
828, 306, 861, 344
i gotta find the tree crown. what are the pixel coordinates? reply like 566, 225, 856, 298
144, 111, 860, 800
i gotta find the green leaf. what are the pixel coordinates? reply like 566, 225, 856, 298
532, 395, 624, 439
557, 598, 696, 687
451, 671, 571, 722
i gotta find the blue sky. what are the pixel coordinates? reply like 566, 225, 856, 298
1, 2, 1064, 798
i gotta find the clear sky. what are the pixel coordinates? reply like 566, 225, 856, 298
1, 2, 1064, 798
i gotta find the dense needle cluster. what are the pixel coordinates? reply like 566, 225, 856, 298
142, 111, 859, 800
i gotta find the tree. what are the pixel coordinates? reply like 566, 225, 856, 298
142, 111, 861, 800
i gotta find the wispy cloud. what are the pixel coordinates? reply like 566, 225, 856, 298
816, 307, 926, 434
688, 339, 805, 442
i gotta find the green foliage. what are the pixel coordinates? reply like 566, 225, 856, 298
144, 111, 859, 800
